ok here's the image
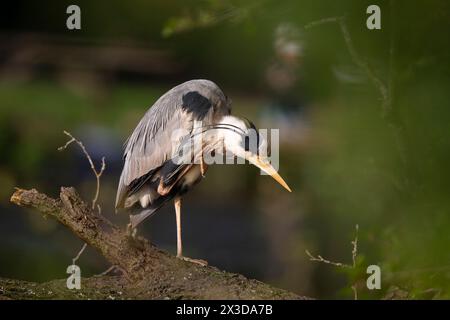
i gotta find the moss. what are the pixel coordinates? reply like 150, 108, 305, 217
0, 275, 308, 300
7, 188, 310, 300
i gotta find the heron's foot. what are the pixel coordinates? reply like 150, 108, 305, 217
126, 223, 137, 239
177, 255, 208, 267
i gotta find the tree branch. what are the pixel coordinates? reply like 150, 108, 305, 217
8, 187, 308, 300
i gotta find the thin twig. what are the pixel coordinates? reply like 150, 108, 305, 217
309, 12, 407, 187
351, 224, 359, 268
386, 0, 396, 117
72, 243, 87, 265
58, 130, 106, 265
304, 16, 343, 30
351, 285, 358, 300
305, 224, 360, 299
305, 249, 352, 268
305, 14, 407, 178
337, 17, 389, 105
351, 224, 359, 300
304, 16, 388, 111
58, 130, 106, 210
94, 265, 118, 277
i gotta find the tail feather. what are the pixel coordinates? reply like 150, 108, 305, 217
129, 208, 158, 229
129, 193, 175, 228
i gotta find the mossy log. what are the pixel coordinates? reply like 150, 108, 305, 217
3, 187, 309, 300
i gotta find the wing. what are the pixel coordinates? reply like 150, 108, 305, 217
115, 80, 230, 208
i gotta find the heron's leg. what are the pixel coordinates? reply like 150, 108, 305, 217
126, 223, 137, 238
175, 197, 183, 257
174, 197, 208, 266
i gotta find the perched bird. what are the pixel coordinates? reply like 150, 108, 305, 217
116, 79, 291, 264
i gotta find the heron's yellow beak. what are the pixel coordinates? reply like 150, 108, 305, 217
246, 154, 292, 192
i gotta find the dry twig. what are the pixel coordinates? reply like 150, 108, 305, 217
58, 130, 106, 265
94, 265, 119, 277
351, 224, 359, 268
304, 8, 408, 177
305, 250, 352, 268
305, 16, 388, 110
58, 130, 106, 210
9, 187, 306, 299
305, 224, 360, 299
72, 243, 87, 265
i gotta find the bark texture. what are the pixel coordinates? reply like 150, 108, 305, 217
4, 187, 309, 300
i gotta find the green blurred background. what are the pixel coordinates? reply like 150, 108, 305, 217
0, 0, 449, 299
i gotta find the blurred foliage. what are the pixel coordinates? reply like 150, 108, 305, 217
1, 0, 449, 299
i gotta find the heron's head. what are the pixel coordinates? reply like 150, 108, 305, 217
214, 115, 292, 192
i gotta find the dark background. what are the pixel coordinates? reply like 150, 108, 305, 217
0, 0, 449, 299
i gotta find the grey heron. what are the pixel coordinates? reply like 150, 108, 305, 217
116, 79, 291, 264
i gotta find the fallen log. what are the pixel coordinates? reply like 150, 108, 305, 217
4, 187, 308, 300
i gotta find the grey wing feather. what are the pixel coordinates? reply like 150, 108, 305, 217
115, 79, 230, 208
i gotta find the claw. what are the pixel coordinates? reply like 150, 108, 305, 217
126, 223, 137, 238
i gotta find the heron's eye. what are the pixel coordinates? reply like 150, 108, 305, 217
244, 135, 250, 152
242, 132, 261, 154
